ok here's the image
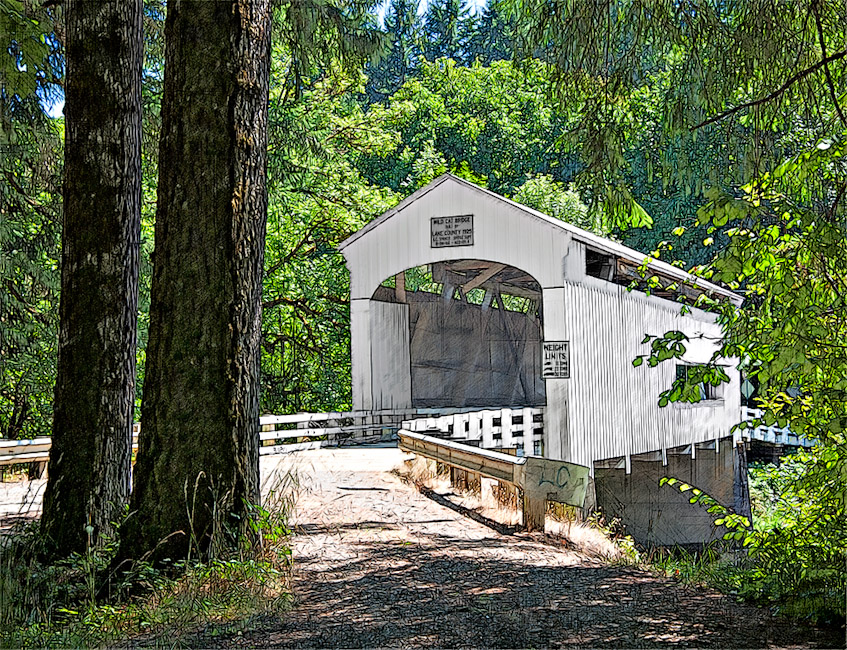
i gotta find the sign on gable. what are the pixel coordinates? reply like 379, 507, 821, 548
431, 215, 474, 248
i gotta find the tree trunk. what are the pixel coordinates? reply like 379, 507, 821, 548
41, 0, 142, 555
122, 0, 271, 563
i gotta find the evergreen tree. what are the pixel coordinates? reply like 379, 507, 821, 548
423, 0, 467, 63
366, 0, 422, 103
465, 0, 513, 65
122, 0, 271, 563
41, 0, 142, 555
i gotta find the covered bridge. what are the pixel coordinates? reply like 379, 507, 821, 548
339, 173, 749, 544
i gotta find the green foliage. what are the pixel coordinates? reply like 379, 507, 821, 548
0, 486, 294, 646
660, 457, 846, 624
262, 62, 400, 413
357, 58, 580, 196
0, 118, 61, 440
365, 0, 423, 102
638, 135, 847, 623
0, 0, 63, 124
515, 0, 847, 229
423, 0, 468, 64
511, 173, 593, 231
464, 0, 514, 66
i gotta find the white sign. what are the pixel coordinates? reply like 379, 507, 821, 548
542, 341, 570, 379
431, 214, 474, 248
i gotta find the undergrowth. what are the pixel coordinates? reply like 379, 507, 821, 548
0, 477, 296, 648
649, 458, 846, 627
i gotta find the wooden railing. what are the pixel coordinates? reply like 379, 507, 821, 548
258, 408, 420, 455
1, 406, 547, 469
398, 429, 589, 531
0, 410, 426, 468
740, 407, 814, 448
401, 406, 545, 456
0, 424, 142, 469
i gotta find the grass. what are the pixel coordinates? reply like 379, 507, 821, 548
0, 476, 296, 648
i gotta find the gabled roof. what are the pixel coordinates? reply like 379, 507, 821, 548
339, 173, 741, 306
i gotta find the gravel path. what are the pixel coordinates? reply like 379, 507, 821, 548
233, 447, 841, 649
3, 447, 841, 648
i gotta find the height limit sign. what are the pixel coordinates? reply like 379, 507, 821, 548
542, 341, 570, 379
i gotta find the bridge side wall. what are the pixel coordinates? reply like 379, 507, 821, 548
546, 271, 740, 469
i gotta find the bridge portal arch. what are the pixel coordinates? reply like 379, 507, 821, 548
369, 259, 546, 411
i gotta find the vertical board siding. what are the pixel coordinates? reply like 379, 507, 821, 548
563, 281, 740, 468
369, 300, 412, 409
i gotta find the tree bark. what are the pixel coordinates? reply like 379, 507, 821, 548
41, 0, 142, 555
122, 0, 271, 563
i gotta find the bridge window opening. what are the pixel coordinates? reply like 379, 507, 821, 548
585, 246, 734, 312
586, 248, 616, 281
675, 364, 724, 401
533, 440, 544, 456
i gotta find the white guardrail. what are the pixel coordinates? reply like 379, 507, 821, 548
402, 407, 545, 456
398, 429, 589, 531
0, 410, 419, 468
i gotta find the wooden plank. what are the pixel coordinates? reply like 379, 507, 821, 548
461, 262, 506, 293
259, 423, 389, 441
0, 451, 50, 465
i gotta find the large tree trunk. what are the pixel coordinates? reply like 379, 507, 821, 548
122, 0, 271, 563
41, 0, 142, 555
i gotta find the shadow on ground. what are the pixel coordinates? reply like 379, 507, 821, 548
195, 532, 840, 649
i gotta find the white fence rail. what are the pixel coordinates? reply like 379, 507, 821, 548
258, 408, 421, 455
401, 407, 545, 456
741, 407, 814, 448
0, 424, 142, 468
1, 404, 812, 471
1, 411, 422, 468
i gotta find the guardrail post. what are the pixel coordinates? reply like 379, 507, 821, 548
522, 488, 546, 532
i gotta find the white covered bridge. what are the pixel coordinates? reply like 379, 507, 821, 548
3, 174, 769, 546
339, 173, 749, 545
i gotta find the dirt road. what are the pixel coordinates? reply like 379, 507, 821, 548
232, 446, 840, 649
2, 446, 840, 648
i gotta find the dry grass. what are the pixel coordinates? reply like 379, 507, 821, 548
0, 471, 298, 648
397, 455, 622, 560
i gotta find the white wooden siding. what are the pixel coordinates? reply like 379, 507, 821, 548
561, 280, 740, 469
369, 300, 412, 409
